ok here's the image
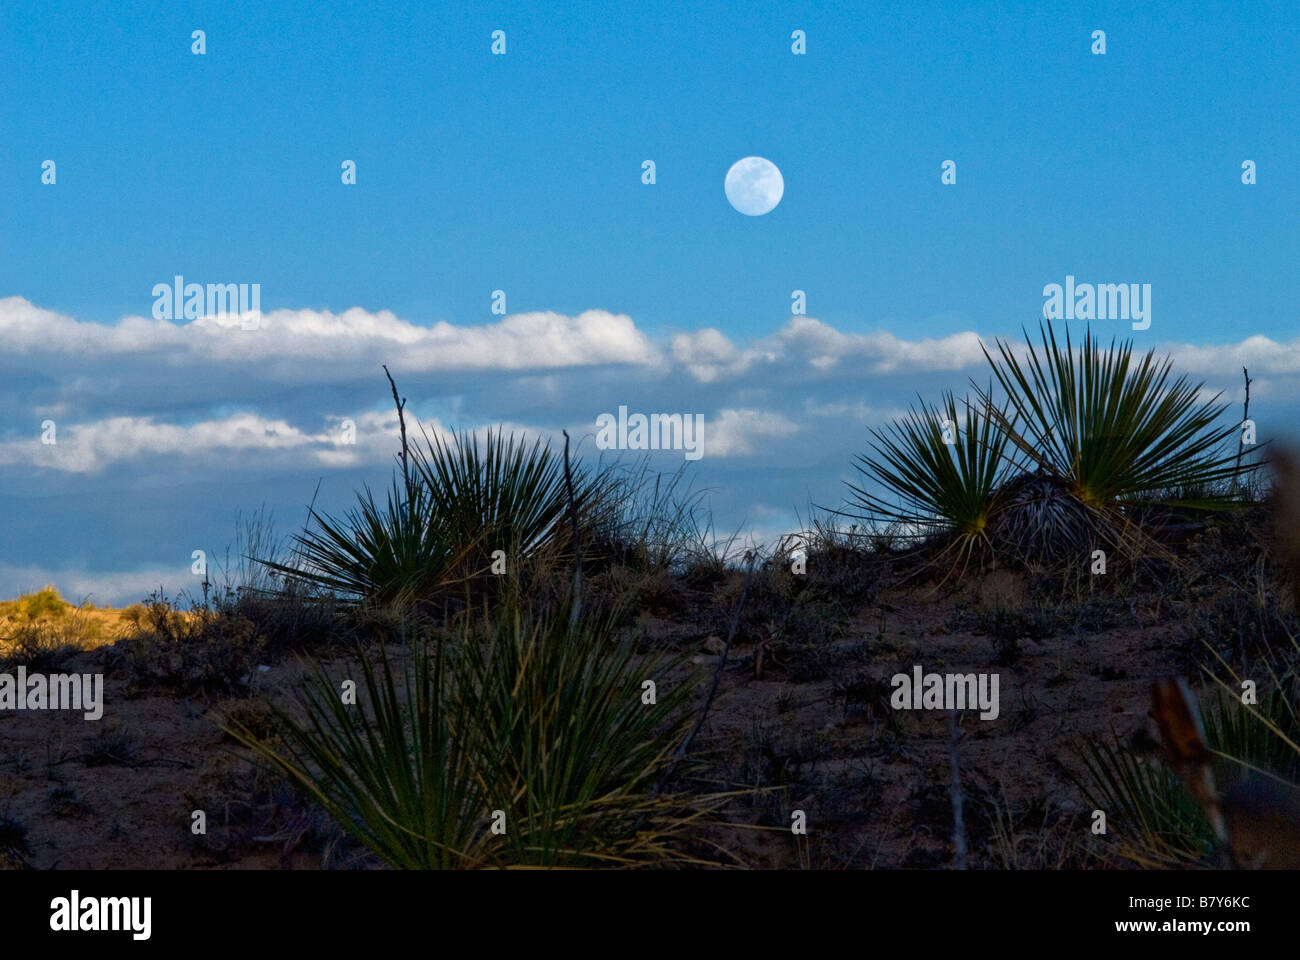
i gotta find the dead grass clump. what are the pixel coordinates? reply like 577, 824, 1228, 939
110, 592, 260, 697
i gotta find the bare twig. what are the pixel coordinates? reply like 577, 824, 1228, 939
382, 364, 411, 500
561, 429, 583, 631
948, 709, 968, 870
1232, 366, 1252, 497
663, 550, 757, 788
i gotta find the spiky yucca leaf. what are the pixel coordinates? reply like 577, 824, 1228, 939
1074, 732, 1216, 868
1202, 686, 1300, 782
260, 478, 467, 606
453, 607, 701, 867
1201, 630, 1300, 782
411, 428, 604, 570
978, 323, 1243, 511
226, 631, 492, 869
226, 606, 723, 869
847, 391, 1012, 567
260, 427, 601, 605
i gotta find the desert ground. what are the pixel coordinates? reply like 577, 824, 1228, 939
2, 498, 1293, 870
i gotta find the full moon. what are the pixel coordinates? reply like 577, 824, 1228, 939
724, 156, 784, 216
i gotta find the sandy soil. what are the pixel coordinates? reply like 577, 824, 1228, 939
0, 568, 1179, 870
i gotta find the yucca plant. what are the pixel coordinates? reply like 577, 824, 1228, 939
977, 323, 1244, 514
260, 477, 468, 606
411, 427, 606, 574
847, 323, 1252, 572
1201, 631, 1300, 784
985, 470, 1103, 566
1076, 630, 1300, 868
226, 629, 492, 869
452, 605, 710, 867
226, 604, 721, 869
1074, 731, 1217, 867
846, 390, 1012, 571
261, 427, 615, 606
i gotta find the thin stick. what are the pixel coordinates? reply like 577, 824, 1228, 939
1232, 366, 1252, 497
382, 364, 411, 500
948, 709, 968, 870
561, 429, 583, 631
281, 478, 324, 590
664, 551, 756, 786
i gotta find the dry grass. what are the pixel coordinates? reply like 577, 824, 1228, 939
0, 586, 136, 668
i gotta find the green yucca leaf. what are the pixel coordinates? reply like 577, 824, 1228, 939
1200, 633, 1300, 781
978, 323, 1245, 511
410, 427, 605, 566
226, 630, 492, 869
1073, 732, 1216, 868
846, 390, 1012, 566
225, 605, 716, 870
260, 425, 614, 606
451, 607, 700, 867
260, 478, 469, 605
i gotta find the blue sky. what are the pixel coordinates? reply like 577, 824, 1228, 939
1, 0, 1298, 603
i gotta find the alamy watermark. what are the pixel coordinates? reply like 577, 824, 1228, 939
152, 275, 261, 328
595, 405, 704, 461
890, 665, 1000, 720
50, 890, 151, 940
1042, 275, 1151, 330
0, 667, 104, 720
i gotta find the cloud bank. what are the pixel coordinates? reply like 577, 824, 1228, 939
2, 296, 1295, 603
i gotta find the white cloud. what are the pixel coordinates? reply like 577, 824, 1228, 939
0, 401, 805, 473
669, 318, 995, 383
0, 297, 659, 374
0, 404, 590, 475
4, 295, 1299, 602
1166, 335, 1300, 375
671, 328, 745, 382
0, 414, 328, 473
0, 563, 192, 608
703, 408, 800, 457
